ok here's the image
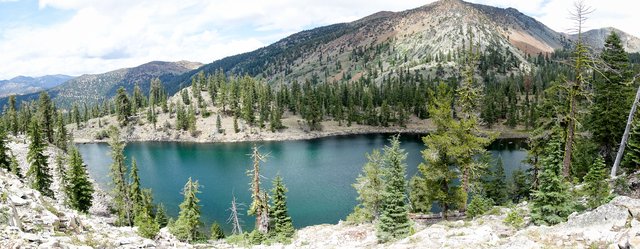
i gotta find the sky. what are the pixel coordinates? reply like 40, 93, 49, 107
0, 0, 637, 79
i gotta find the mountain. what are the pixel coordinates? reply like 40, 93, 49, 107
2, 60, 202, 108
172, 0, 572, 86
571, 27, 640, 53
0, 75, 73, 97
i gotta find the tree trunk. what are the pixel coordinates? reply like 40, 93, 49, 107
462, 167, 469, 211
612, 83, 640, 178
563, 98, 577, 178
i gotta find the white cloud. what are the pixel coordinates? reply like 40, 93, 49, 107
0, 0, 636, 79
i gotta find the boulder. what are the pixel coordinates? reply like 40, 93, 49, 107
612, 196, 640, 218
9, 195, 27, 206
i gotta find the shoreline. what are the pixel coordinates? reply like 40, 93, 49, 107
74, 127, 529, 144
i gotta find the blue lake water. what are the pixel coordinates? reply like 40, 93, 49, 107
77, 133, 528, 232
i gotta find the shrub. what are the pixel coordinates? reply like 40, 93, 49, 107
467, 196, 493, 218
210, 222, 225, 240
503, 208, 525, 229
94, 130, 109, 140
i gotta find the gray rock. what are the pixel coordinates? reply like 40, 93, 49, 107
38, 239, 60, 248
612, 196, 640, 218
9, 195, 27, 206
22, 232, 41, 242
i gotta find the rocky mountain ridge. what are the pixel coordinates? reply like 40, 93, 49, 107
0, 60, 202, 109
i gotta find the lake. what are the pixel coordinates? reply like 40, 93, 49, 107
77, 133, 529, 232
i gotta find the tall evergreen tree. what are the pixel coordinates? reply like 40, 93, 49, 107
108, 126, 133, 226
9, 152, 21, 177
590, 31, 631, 163
129, 158, 143, 213
66, 147, 94, 213
155, 203, 169, 228
0, 131, 11, 171
531, 133, 573, 225
216, 114, 222, 133
509, 169, 531, 203
54, 111, 68, 151
72, 104, 81, 129
270, 175, 294, 241
623, 118, 640, 170
7, 95, 18, 135
27, 121, 54, 198
170, 177, 203, 242
37, 91, 55, 143
376, 135, 410, 242
115, 87, 132, 126
484, 158, 508, 205
412, 84, 466, 216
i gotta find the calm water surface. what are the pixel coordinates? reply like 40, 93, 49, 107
77, 134, 528, 232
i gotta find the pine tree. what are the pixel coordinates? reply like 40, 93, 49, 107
115, 87, 132, 126
37, 91, 55, 143
484, 158, 508, 205
376, 135, 410, 242
270, 175, 294, 241
66, 147, 94, 213
130, 158, 143, 213
509, 169, 530, 203
56, 154, 68, 201
0, 131, 12, 171
187, 105, 197, 136
155, 203, 169, 228
7, 95, 18, 135
624, 118, 640, 170
210, 222, 225, 240
108, 126, 133, 226
9, 152, 21, 177
413, 84, 466, 216
72, 104, 81, 129
147, 99, 157, 130
531, 134, 573, 225
408, 175, 430, 213
233, 116, 239, 133
590, 31, 631, 164
348, 149, 384, 223
27, 121, 54, 198
584, 155, 610, 209
216, 114, 222, 133
170, 177, 203, 242
135, 206, 160, 239
54, 112, 68, 151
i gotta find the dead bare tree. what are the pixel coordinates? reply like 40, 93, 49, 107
247, 146, 270, 233
227, 194, 245, 235
562, 0, 595, 178
611, 73, 640, 178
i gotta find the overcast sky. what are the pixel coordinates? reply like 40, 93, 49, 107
0, 0, 637, 79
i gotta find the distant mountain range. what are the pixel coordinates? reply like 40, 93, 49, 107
0, 75, 73, 97
568, 27, 640, 53
2, 0, 639, 109
1, 61, 202, 108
